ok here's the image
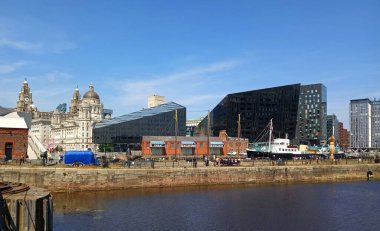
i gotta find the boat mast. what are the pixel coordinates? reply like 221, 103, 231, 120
237, 113, 241, 157
207, 110, 210, 157
175, 109, 178, 159
268, 119, 273, 152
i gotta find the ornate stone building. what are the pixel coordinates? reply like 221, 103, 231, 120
17, 80, 110, 151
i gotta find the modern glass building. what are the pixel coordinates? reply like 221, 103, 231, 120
93, 102, 186, 147
198, 83, 327, 145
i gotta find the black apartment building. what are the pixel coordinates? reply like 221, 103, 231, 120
198, 83, 327, 145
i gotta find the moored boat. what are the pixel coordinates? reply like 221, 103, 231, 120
247, 119, 310, 160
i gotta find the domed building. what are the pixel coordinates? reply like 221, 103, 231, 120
17, 81, 112, 153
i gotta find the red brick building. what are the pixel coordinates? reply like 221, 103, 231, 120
0, 117, 28, 160
338, 122, 350, 151
218, 130, 249, 155
141, 131, 248, 156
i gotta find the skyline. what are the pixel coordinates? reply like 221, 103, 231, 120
1, 1, 379, 126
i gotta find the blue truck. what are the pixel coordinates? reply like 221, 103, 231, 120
64, 150, 98, 165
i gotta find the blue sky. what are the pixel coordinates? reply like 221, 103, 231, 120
0, 0, 379, 127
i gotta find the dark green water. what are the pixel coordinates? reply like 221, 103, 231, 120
53, 181, 380, 231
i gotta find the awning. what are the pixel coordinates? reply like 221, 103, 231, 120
181, 141, 196, 148
150, 141, 165, 147
210, 141, 224, 148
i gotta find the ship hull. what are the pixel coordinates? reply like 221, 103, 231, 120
247, 150, 313, 160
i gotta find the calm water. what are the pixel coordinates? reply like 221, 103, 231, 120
53, 181, 380, 231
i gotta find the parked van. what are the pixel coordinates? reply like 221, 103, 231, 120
64, 150, 98, 165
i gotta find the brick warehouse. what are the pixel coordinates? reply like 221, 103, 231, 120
141, 130, 248, 156
0, 117, 28, 160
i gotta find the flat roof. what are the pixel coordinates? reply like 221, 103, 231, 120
143, 136, 222, 142
350, 98, 371, 102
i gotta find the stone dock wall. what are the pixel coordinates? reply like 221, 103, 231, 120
0, 164, 379, 192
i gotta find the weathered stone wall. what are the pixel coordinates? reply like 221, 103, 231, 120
0, 165, 378, 192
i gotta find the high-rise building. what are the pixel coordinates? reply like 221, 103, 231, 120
372, 100, 380, 149
148, 95, 165, 108
350, 99, 372, 148
198, 83, 327, 145
296, 84, 327, 145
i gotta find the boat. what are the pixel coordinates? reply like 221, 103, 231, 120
246, 119, 310, 160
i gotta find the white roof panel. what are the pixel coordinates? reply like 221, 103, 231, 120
0, 117, 28, 129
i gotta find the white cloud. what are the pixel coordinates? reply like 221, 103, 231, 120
103, 60, 242, 116
43, 71, 73, 82
122, 60, 239, 100
0, 35, 75, 54
0, 62, 27, 74
0, 37, 40, 51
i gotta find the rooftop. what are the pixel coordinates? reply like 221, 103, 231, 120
0, 117, 28, 129
95, 101, 185, 128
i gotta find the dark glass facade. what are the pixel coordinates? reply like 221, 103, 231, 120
295, 84, 327, 145
199, 84, 301, 143
199, 83, 327, 145
93, 102, 186, 145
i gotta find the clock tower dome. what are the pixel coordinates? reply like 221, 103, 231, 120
16, 78, 34, 112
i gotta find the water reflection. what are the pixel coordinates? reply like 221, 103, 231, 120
53, 181, 380, 231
